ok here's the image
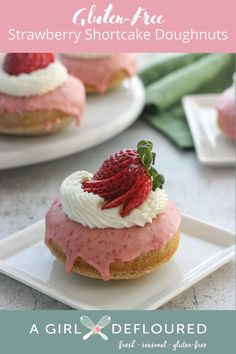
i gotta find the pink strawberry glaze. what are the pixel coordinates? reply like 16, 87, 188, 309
45, 199, 181, 281
0, 75, 85, 125
59, 53, 137, 93
217, 86, 236, 139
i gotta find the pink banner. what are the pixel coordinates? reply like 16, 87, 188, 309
0, 0, 235, 52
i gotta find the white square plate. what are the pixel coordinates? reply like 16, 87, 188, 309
0, 215, 234, 310
182, 94, 235, 166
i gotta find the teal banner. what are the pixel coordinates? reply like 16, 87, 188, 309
0, 311, 235, 353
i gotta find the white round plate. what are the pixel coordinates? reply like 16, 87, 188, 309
0, 77, 145, 169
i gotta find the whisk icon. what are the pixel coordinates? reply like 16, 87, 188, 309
80, 315, 111, 341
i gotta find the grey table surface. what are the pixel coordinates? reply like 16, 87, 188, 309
0, 54, 235, 310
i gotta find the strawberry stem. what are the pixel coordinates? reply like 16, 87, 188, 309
137, 140, 165, 191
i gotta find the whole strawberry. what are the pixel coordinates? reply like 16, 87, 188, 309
83, 140, 165, 217
4, 53, 55, 76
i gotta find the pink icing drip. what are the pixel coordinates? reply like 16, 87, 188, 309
0, 75, 85, 123
45, 199, 181, 281
60, 53, 137, 93
217, 86, 236, 139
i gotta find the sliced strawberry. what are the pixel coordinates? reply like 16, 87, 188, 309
83, 167, 130, 193
83, 165, 138, 199
4, 53, 55, 76
102, 174, 143, 210
84, 167, 129, 189
121, 176, 152, 217
93, 149, 140, 180
82, 140, 165, 217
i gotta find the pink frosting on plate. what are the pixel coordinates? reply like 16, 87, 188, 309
45, 199, 181, 281
60, 53, 137, 92
0, 75, 85, 125
217, 86, 236, 139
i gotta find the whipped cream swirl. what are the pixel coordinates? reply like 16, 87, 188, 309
0, 58, 68, 97
60, 171, 168, 229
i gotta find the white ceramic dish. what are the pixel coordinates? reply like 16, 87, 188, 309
0, 215, 234, 310
0, 77, 145, 170
182, 94, 235, 166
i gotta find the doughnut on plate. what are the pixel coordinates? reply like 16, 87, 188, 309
0, 76, 144, 169
0, 214, 234, 309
